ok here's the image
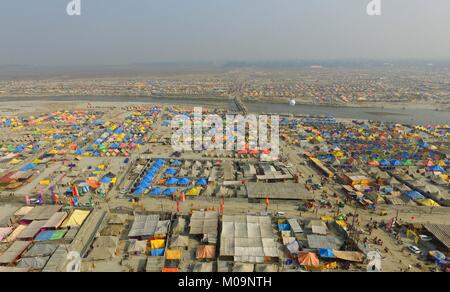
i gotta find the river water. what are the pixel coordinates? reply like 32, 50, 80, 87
1, 95, 448, 125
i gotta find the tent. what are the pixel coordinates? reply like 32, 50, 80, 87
430, 165, 445, 172
177, 178, 191, 186
61, 209, 91, 228
195, 178, 208, 186
166, 178, 178, 185
35, 230, 66, 241
404, 191, 425, 201
170, 235, 189, 248
171, 160, 182, 166
150, 239, 165, 249
150, 187, 162, 196
164, 168, 177, 176
298, 252, 320, 267
150, 248, 165, 256
185, 187, 202, 196
278, 224, 290, 231
165, 249, 182, 260
127, 240, 147, 255
163, 188, 176, 196
196, 245, 215, 259
416, 198, 440, 207
319, 248, 335, 258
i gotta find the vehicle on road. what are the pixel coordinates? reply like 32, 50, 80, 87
407, 245, 422, 254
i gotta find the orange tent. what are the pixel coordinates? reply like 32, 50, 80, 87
196, 245, 215, 259
162, 268, 179, 272
298, 252, 320, 267
87, 179, 101, 189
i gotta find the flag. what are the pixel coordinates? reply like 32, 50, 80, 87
53, 194, 59, 205
220, 197, 225, 214
176, 200, 180, 213
72, 185, 79, 197
265, 194, 270, 207
73, 196, 79, 206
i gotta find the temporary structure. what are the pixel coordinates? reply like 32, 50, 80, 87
298, 252, 320, 267
196, 245, 216, 260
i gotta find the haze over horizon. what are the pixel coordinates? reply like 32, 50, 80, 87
0, 0, 449, 67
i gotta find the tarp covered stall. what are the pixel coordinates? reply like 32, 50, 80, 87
35, 230, 67, 241
18, 220, 47, 240
23, 243, 58, 258
16, 256, 49, 270
0, 227, 12, 241
189, 211, 219, 244
220, 215, 278, 263
0, 240, 31, 264
61, 209, 91, 228
42, 212, 68, 229
2, 224, 27, 243
170, 235, 189, 248
145, 256, 165, 272
0, 205, 18, 227
307, 234, 344, 250
22, 205, 62, 222
128, 215, 160, 238
14, 206, 34, 217
287, 218, 303, 233
127, 240, 147, 255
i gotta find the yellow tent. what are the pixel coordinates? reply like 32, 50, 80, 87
150, 239, 165, 249
165, 249, 182, 260
186, 187, 203, 196
61, 210, 91, 228
9, 159, 22, 165
417, 198, 440, 207
39, 180, 50, 186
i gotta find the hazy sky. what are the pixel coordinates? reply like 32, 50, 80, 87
0, 0, 449, 65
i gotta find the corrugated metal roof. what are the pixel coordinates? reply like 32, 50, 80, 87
424, 224, 450, 249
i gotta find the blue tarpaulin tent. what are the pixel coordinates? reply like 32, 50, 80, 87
166, 177, 178, 185
20, 163, 37, 171
430, 165, 445, 172
196, 178, 208, 186
171, 160, 182, 166
150, 248, 165, 256
164, 168, 177, 176
163, 188, 176, 196
150, 187, 162, 196
278, 224, 290, 231
100, 177, 112, 183
405, 191, 425, 200
177, 178, 190, 186
319, 248, 335, 258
